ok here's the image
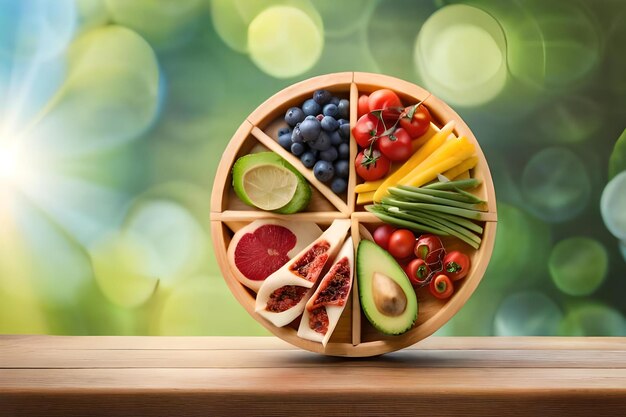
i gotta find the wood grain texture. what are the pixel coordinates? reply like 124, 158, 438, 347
1, 336, 625, 417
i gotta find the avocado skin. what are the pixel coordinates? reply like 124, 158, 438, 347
357, 239, 418, 335
232, 152, 311, 213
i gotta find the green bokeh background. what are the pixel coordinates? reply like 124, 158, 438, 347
0, 0, 625, 337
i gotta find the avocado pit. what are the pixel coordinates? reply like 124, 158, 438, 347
372, 272, 407, 317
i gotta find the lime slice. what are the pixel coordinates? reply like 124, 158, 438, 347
232, 152, 311, 212
241, 163, 298, 210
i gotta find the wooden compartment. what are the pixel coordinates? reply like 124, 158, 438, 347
210, 72, 497, 357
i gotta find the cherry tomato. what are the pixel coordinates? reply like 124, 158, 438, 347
443, 251, 471, 281
379, 106, 404, 124
352, 113, 383, 148
405, 258, 430, 286
358, 94, 369, 118
429, 274, 454, 299
415, 234, 445, 265
373, 224, 396, 251
355, 148, 390, 181
378, 127, 413, 162
399, 104, 432, 139
387, 229, 415, 259
368, 89, 403, 112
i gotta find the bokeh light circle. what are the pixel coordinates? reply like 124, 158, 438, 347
0, 0, 76, 61
248, 6, 323, 78
559, 304, 626, 336
549, 237, 608, 296
609, 129, 626, 180
601, 171, 626, 241
521, 147, 591, 222
506, 0, 601, 89
123, 199, 208, 284
415, 4, 507, 107
90, 231, 159, 308
30, 26, 160, 157
210, 0, 322, 54
494, 291, 562, 336
0, 194, 93, 306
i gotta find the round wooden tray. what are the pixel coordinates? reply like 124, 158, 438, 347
210, 72, 497, 357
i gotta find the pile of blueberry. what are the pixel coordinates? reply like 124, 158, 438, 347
277, 89, 350, 194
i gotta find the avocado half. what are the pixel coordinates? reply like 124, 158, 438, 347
232, 152, 311, 214
357, 239, 418, 335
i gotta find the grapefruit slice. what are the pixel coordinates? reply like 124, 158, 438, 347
227, 219, 322, 292
255, 219, 351, 327
298, 238, 354, 346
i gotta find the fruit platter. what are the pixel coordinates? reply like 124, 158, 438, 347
210, 72, 497, 357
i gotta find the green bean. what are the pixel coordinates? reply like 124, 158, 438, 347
396, 185, 483, 204
423, 178, 481, 191
365, 206, 447, 235
418, 209, 484, 234
381, 198, 487, 221
454, 187, 484, 204
388, 187, 486, 211
382, 206, 453, 237
389, 208, 481, 248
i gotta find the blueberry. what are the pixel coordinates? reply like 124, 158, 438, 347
320, 147, 338, 162
309, 131, 331, 151
300, 151, 317, 168
313, 89, 332, 105
323, 103, 338, 117
321, 116, 339, 132
302, 99, 321, 116
278, 133, 292, 150
313, 160, 334, 183
338, 143, 350, 159
291, 142, 305, 156
305, 115, 317, 121
337, 99, 350, 119
285, 107, 305, 127
329, 130, 342, 146
291, 125, 303, 143
330, 97, 340, 106
339, 123, 350, 139
331, 177, 347, 194
338, 118, 349, 125
299, 118, 321, 142
334, 160, 349, 179
278, 126, 291, 137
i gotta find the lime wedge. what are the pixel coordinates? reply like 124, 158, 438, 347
242, 164, 298, 210
232, 152, 311, 212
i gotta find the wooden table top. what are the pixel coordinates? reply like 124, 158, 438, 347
1, 336, 625, 416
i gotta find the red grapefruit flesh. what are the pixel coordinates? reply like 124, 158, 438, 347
234, 224, 297, 281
